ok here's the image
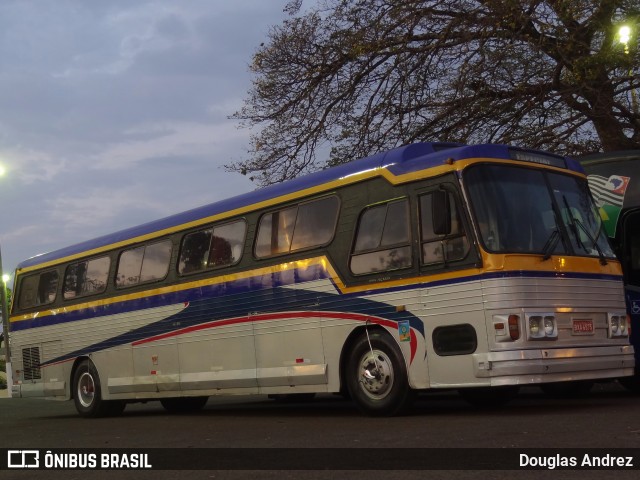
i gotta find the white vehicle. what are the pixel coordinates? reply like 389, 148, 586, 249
8, 142, 634, 417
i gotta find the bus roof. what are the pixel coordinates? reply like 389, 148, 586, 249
579, 150, 640, 166
16, 142, 581, 271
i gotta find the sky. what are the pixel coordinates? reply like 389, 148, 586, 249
0, 0, 292, 284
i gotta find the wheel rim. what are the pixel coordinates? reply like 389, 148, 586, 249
357, 349, 394, 400
77, 371, 96, 408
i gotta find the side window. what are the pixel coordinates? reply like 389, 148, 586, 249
419, 191, 470, 264
350, 199, 412, 275
63, 256, 110, 300
116, 239, 172, 288
178, 219, 246, 275
255, 196, 340, 258
18, 270, 59, 309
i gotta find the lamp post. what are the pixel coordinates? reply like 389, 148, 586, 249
0, 243, 12, 397
0, 163, 12, 396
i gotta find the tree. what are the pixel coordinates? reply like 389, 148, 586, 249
230, 0, 640, 186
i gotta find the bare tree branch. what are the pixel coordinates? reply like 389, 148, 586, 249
230, 0, 640, 186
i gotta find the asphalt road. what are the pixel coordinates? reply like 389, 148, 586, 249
1, 382, 639, 480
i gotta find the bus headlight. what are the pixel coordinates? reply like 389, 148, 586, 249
608, 313, 629, 338
527, 314, 557, 340
529, 316, 543, 338
544, 316, 556, 336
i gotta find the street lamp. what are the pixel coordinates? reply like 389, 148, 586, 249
619, 25, 632, 53
618, 24, 638, 115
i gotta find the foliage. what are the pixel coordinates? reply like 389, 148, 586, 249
231, 0, 640, 185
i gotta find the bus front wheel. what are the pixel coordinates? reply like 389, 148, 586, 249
345, 331, 414, 416
72, 359, 125, 418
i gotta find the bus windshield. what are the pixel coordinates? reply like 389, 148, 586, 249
465, 164, 615, 259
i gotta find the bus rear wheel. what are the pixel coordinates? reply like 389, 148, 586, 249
345, 331, 414, 416
73, 359, 125, 418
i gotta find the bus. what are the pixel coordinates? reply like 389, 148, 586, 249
580, 150, 640, 391
7, 142, 634, 417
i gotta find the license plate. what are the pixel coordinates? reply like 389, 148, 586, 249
572, 319, 594, 335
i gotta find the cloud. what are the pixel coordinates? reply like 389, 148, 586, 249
88, 119, 247, 171
0, 0, 289, 274
48, 184, 165, 228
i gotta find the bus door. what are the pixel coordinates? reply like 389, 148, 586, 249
619, 208, 640, 372
414, 185, 481, 386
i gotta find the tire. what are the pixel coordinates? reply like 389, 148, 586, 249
73, 359, 123, 418
345, 330, 414, 416
540, 380, 594, 398
160, 396, 209, 413
458, 386, 520, 408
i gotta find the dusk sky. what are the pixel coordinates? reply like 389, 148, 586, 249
0, 0, 291, 283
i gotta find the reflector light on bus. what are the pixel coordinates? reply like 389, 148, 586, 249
508, 315, 520, 340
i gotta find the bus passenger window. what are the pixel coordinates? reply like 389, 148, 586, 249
117, 239, 172, 288
209, 221, 246, 267
178, 219, 246, 275
291, 197, 339, 251
255, 196, 340, 258
255, 207, 297, 257
420, 191, 470, 265
179, 229, 212, 274
350, 199, 412, 275
63, 256, 110, 300
18, 270, 59, 309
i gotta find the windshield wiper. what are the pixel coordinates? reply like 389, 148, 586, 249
542, 229, 560, 261
572, 216, 608, 265
562, 195, 607, 265
542, 201, 568, 261
562, 196, 586, 252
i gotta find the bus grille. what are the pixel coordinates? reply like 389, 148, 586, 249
22, 347, 41, 381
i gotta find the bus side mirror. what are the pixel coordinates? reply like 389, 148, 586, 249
432, 190, 452, 235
